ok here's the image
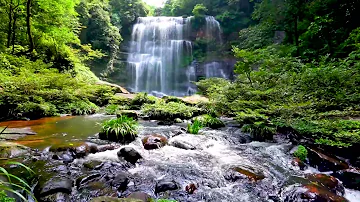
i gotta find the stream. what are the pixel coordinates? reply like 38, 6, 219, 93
1, 115, 360, 202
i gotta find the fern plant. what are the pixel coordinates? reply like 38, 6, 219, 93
100, 115, 138, 142
0, 161, 36, 201
187, 119, 203, 134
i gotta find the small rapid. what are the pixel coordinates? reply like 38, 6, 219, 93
83, 121, 359, 202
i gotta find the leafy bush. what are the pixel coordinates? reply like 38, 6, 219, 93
61, 100, 99, 115
105, 104, 120, 115
142, 101, 201, 120
187, 119, 203, 135
293, 145, 308, 162
0, 162, 36, 201
99, 116, 138, 143
194, 114, 224, 129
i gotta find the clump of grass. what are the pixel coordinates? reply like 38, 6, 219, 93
293, 145, 308, 161
187, 119, 203, 134
99, 115, 138, 143
194, 114, 225, 129
0, 162, 36, 201
142, 101, 201, 120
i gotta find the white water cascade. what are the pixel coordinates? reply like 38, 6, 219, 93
126, 16, 223, 96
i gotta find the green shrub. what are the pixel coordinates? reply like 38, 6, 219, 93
61, 100, 99, 115
99, 116, 138, 143
162, 96, 185, 104
105, 104, 120, 115
194, 114, 224, 129
15, 102, 58, 119
131, 93, 158, 109
142, 101, 201, 120
293, 145, 308, 161
187, 119, 203, 134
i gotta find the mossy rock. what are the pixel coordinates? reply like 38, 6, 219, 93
99, 131, 136, 143
116, 110, 139, 120
90, 197, 142, 202
0, 142, 29, 158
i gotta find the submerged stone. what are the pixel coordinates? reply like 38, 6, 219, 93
170, 140, 196, 150
306, 173, 345, 196
332, 169, 360, 191
284, 184, 349, 202
155, 179, 179, 194
226, 166, 265, 182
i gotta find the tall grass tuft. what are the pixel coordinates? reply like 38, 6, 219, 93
100, 115, 138, 142
0, 161, 36, 201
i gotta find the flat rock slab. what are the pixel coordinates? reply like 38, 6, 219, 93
96, 80, 130, 94
0, 127, 36, 140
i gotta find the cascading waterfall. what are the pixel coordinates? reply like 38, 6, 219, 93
126, 16, 225, 96
205, 62, 228, 78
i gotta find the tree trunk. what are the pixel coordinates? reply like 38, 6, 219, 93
12, 11, 17, 54
294, 15, 299, 56
7, 2, 13, 48
26, 0, 34, 52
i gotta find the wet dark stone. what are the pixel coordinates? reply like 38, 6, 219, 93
157, 120, 174, 126
142, 134, 168, 150
39, 177, 73, 197
83, 161, 102, 170
127, 192, 150, 201
61, 153, 74, 164
76, 173, 101, 188
52, 154, 60, 160
332, 169, 360, 190
117, 110, 139, 120
55, 165, 69, 175
111, 172, 130, 191
284, 184, 349, 202
117, 147, 142, 164
97, 144, 117, 153
307, 148, 349, 172
75, 144, 89, 158
306, 173, 345, 196
185, 183, 197, 194
171, 140, 196, 150
155, 179, 179, 194
225, 166, 265, 182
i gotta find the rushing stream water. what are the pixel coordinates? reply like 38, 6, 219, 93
1, 116, 359, 201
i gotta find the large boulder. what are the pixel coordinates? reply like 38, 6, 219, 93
155, 179, 179, 194
38, 177, 73, 197
307, 148, 349, 172
117, 147, 142, 164
142, 134, 168, 150
332, 169, 360, 190
306, 173, 345, 196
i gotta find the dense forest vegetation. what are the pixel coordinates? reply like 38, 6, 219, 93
0, 0, 149, 120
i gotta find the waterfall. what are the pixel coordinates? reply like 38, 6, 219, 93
205, 62, 227, 78
127, 16, 224, 96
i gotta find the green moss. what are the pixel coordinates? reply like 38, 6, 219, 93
141, 101, 201, 120
0, 190, 15, 202
293, 145, 308, 161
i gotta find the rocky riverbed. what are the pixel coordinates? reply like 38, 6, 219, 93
1, 116, 360, 202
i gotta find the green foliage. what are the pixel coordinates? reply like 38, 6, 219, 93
0, 162, 36, 202
293, 145, 308, 162
142, 101, 201, 120
100, 116, 138, 141
194, 114, 224, 129
131, 93, 158, 109
187, 119, 203, 135
242, 121, 276, 141
0, 191, 15, 202
192, 4, 207, 17
105, 104, 120, 115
